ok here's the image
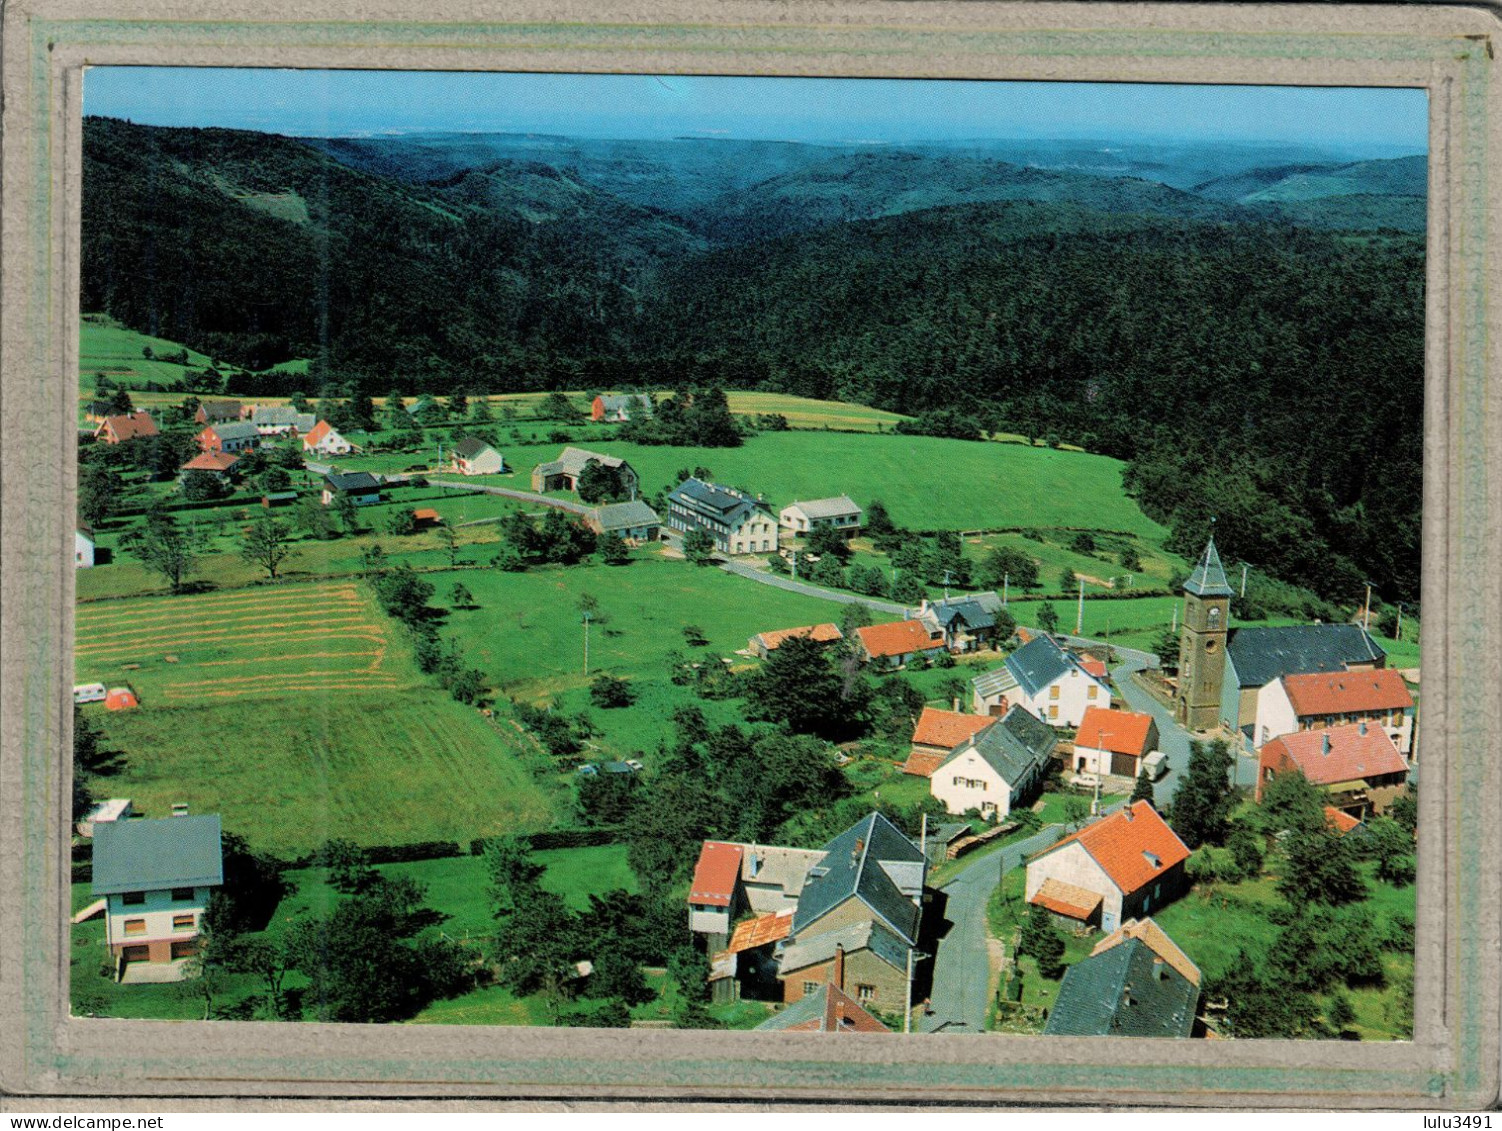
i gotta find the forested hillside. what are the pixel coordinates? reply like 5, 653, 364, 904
80, 116, 1426, 604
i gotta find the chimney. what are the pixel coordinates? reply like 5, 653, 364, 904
852, 838, 864, 863
953, 697, 961, 713
833, 944, 846, 990
1123, 805, 1134, 821
1322, 734, 1331, 755
1153, 957, 1168, 981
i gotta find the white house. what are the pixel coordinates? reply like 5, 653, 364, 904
75, 526, 96, 568
1072, 706, 1159, 779
91, 814, 223, 971
1252, 668, 1415, 756
665, 478, 778, 555
450, 437, 506, 476
779, 496, 862, 537
971, 634, 1109, 726
302, 420, 354, 456
929, 706, 1057, 819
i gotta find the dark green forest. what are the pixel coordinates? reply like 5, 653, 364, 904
79, 116, 1425, 603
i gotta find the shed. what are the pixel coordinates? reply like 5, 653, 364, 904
104, 688, 139, 711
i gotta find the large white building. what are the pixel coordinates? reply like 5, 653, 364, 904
971, 634, 1110, 727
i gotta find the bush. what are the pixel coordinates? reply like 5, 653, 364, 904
589, 674, 636, 708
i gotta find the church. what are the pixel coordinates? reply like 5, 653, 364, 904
1172, 536, 1389, 748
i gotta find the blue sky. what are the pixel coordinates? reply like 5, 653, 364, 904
83, 69, 1428, 153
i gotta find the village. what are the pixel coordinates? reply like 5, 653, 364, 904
69, 368, 1421, 1039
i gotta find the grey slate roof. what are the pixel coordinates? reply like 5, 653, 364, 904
540, 446, 629, 477
209, 421, 260, 442
324, 471, 381, 493
452, 436, 497, 460
1004, 634, 1074, 699
1043, 937, 1199, 1038
972, 664, 1021, 700
928, 597, 996, 632
592, 500, 660, 531
946, 705, 1057, 787
670, 477, 758, 515
1225, 624, 1387, 690
599, 393, 653, 414
786, 495, 862, 520
777, 916, 911, 977
791, 811, 925, 944
92, 815, 224, 895
252, 407, 317, 431
1183, 537, 1235, 598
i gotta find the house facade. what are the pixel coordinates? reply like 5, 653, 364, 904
779, 496, 862, 537
1252, 668, 1415, 756
531, 447, 638, 497
591, 393, 654, 422
1025, 801, 1190, 933
450, 437, 505, 476
971, 634, 1109, 726
94, 411, 158, 445
902, 706, 995, 777
91, 814, 223, 969
916, 596, 1000, 653
302, 420, 353, 456
321, 471, 382, 506
929, 705, 1057, 818
1255, 722, 1410, 817
1072, 706, 1160, 779
75, 526, 96, 568
665, 477, 778, 555
197, 421, 260, 455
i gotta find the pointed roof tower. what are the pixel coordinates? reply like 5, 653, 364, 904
1183, 533, 1234, 598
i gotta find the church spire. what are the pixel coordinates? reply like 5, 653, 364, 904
1183, 529, 1234, 598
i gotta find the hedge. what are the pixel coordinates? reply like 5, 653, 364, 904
470, 827, 623, 855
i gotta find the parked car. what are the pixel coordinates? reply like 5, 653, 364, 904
1142, 750, 1169, 780
624, 759, 644, 771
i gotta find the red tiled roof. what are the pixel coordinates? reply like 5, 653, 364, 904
182, 451, 239, 473
1033, 800, 1190, 896
727, 909, 794, 953
757, 623, 842, 650
1014, 627, 1035, 644
688, 841, 743, 907
1324, 807, 1362, 835
817, 984, 891, 1033
1030, 877, 1103, 921
1281, 669, 1413, 717
97, 412, 157, 442
1262, 723, 1408, 787
1079, 658, 1108, 679
1075, 706, 1156, 758
911, 707, 994, 750
303, 420, 333, 447
413, 508, 441, 522
901, 748, 950, 778
856, 620, 940, 659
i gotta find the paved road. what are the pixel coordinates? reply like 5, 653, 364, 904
425, 479, 591, 515
919, 823, 1069, 1033
717, 560, 911, 615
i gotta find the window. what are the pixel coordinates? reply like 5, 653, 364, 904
1049, 705, 1059, 720
1087, 685, 1099, 700
123, 918, 146, 936
857, 984, 877, 1002
172, 914, 195, 931
1050, 686, 1060, 700
171, 888, 194, 902
803, 982, 819, 996
120, 892, 146, 906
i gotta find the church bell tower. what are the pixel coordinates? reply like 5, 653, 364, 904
1175, 534, 1233, 731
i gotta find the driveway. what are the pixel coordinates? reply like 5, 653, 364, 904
919, 823, 1070, 1033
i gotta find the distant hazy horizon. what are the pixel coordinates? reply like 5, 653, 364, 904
83, 69, 1428, 156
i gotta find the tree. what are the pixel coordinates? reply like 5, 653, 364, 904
1170, 739, 1235, 848
1130, 765, 1156, 805
1059, 568, 1078, 593
449, 582, 475, 609
78, 462, 124, 526
437, 520, 460, 568
1361, 816, 1416, 885
864, 499, 895, 538
599, 532, 630, 566
294, 495, 335, 539
744, 633, 850, 738
589, 674, 636, 708
373, 564, 435, 625
180, 469, 231, 502
470, 396, 493, 423
489, 884, 581, 1012
107, 386, 135, 415
583, 950, 654, 1007
979, 545, 1040, 591
359, 542, 389, 578
682, 529, 716, 565
1279, 826, 1367, 907
1255, 768, 1327, 836
1062, 796, 1089, 831
121, 505, 205, 592
1327, 990, 1357, 1034
1207, 950, 1319, 1038
1069, 532, 1096, 555
722, 731, 847, 842
1036, 601, 1060, 635
316, 839, 378, 894
667, 945, 711, 1004
1226, 821, 1265, 879
1018, 901, 1066, 979
387, 509, 418, 537
806, 524, 852, 563
1389, 785, 1418, 835
1153, 627, 1181, 673
1119, 546, 1143, 571
334, 491, 361, 535
891, 575, 927, 605
239, 513, 296, 580
576, 461, 626, 504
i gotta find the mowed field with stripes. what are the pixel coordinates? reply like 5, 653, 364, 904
76, 582, 559, 855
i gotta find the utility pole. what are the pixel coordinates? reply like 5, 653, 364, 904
1003, 573, 1009, 607
1172, 604, 1178, 634
1395, 602, 1404, 641
919, 812, 928, 857
943, 570, 954, 601
790, 550, 798, 581
1240, 563, 1248, 598
1076, 576, 1085, 635
1363, 582, 1373, 630
582, 611, 591, 675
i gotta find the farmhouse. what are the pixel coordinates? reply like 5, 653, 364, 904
854, 619, 946, 671
180, 450, 241, 483
251, 406, 317, 435
321, 471, 382, 507
1252, 668, 1415, 756
916, 595, 1000, 653
94, 411, 158, 445
665, 477, 778, 555
196, 420, 260, 455
1072, 706, 1160, 780
75, 525, 95, 569
449, 437, 506, 477
1090, 917, 1201, 987
902, 707, 996, 777
1025, 801, 1190, 933
929, 705, 1057, 819
1255, 722, 1409, 818
756, 980, 890, 1033
775, 812, 927, 1009
592, 393, 654, 422
91, 814, 223, 972
687, 839, 825, 950
748, 623, 843, 661
1044, 936, 1199, 1038
585, 500, 660, 542
971, 633, 1109, 726
779, 496, 862, 538
531, 446, 639, 497
302, 420, 354, 456
193, 400, 243, 424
